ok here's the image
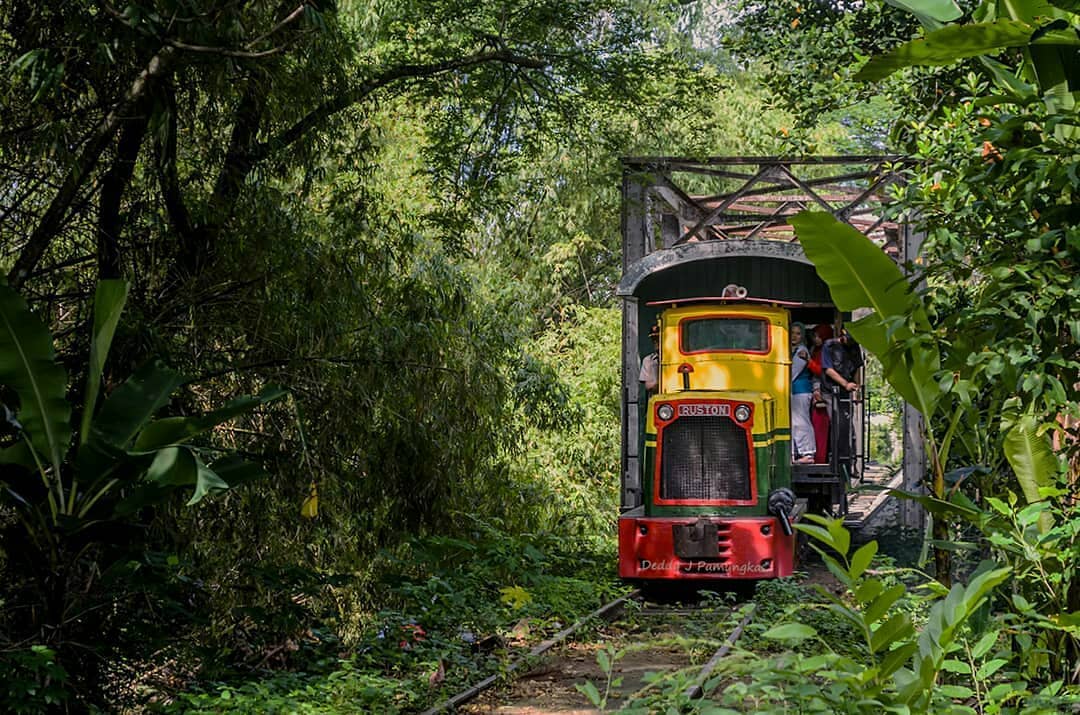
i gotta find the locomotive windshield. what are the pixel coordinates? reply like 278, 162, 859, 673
681, 317, 768, 354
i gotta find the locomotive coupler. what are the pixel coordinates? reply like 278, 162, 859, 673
768, 488, 797, 536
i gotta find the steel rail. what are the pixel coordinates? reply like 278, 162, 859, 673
683, 603, 757, 700
419, 589, 641, 714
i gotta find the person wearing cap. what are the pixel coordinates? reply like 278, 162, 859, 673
640, 323, 660, 395
821, 327, 863, 462
822, 328, 862, 394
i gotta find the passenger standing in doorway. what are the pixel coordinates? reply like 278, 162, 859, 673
790, 323, 815, 463
640, 323, 660, 395
807, 324, 833, 463
821, 327, 863, 462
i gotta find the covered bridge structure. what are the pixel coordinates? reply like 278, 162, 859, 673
617, 155, 926, 528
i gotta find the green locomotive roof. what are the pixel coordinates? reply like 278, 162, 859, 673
618, 239, 833, 306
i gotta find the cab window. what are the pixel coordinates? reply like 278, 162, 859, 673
681, 317, 768, 353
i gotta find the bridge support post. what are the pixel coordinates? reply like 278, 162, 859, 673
620, 169, 650, 510
899, 222, 927, 531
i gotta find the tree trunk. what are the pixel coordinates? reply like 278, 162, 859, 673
96, 103, 151, 279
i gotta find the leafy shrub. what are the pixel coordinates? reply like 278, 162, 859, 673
0, 280, 283, 702
0, 646, 69, 714
693, 517, 1080, 713
165, 520, 623, 713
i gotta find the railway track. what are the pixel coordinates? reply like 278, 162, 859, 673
421, 587, 757, 714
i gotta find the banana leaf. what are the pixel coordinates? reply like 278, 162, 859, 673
855, 20, 1038, 81
145, 446, 198, 486
789, 211, 940, 418
80, 280, 129, 445
88, 359, 185, 450
133, 385, 287, 451
1003, 415, 1059, 533
188, 454, 230, 505
0, 283, 71, 472
206, 454, 268, 487
884, 0, 961, 25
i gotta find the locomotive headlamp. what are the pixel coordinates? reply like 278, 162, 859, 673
734, 404, 751, 423
657, 403, 674, 421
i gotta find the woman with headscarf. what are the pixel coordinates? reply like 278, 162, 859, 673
807, 324, 834, 463
790, 322, 815, 463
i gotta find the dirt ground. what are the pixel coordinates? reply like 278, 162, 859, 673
460, 570, 842, 714
462, 606, 707, 714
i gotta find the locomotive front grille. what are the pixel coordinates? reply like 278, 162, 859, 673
660, 416, 751, 501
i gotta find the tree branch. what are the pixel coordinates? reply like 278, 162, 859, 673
168, 48, 548, 279
252, 48, 549, 162
176, 83, 266, 274
102, 1, 305, 58
164, 38, 285, 58
245, 4, 308, 48
8, 47, 176, 288
194, 355, 466, 383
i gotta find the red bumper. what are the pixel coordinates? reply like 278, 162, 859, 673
618, 515, 795, 580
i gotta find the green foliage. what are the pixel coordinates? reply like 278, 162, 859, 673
576, 646, 624, 710
510, 307, 622, 535
898, 81, 1080, 462
469, 71, 806, 327
692, 518, 1080, 713
0, 281, 284, 700
854, 1, 1080, 124
165, 663, 405, 714
166, 523, 622, 713
900, 461, 1080, 689
0, 646, 69, 714
790, 210, 941, 420
722, 0, 922, 138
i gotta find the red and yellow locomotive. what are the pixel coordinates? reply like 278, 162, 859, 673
618, 297, 802, 580
614, 156, 902, 585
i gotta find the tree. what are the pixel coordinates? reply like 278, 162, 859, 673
721, 0, 925, 141
791, 1, 1080, 683
1, 1, 718, 704
0, 279, 284, 702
